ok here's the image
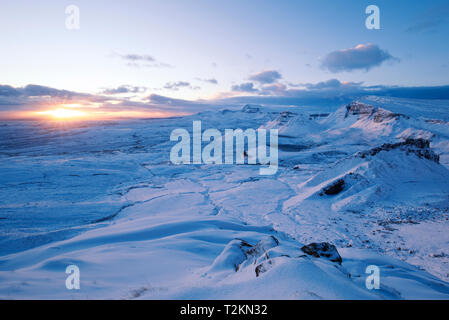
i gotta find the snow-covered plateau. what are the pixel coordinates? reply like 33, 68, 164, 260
1, 96, 449, 299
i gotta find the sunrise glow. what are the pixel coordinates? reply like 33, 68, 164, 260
35, 108, 88, 119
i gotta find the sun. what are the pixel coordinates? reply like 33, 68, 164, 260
36, 108, 88, 120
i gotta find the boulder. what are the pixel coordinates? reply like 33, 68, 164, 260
300, 242, 342, 264
322, 179, 345, 195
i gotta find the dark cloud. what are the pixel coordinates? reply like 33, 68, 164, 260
145, 94, 209, 112
304, 79, 363, 90
148, 94, 200, 106
23, 84, 80, 98
219, 81, 449, 107
321, 44, 397, 73
365, 85, 449, 100
249, 70, 282, 84
102, 85, 147, 95
0, 84, 90, 106
0, 85, 22, 97
163, 81, 198, 91
0, 83, 211, 117
259, 83, 287, 95
231, 82, 258, 93
103, 87, 130, 95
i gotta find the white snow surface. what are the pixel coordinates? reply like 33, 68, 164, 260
1, 97, 449, 299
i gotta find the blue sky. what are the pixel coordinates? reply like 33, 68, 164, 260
1, 0, 449, 118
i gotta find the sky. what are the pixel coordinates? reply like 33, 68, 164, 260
1, 0, 449, 119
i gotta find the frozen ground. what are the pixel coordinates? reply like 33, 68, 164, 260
1, 96, 449, 299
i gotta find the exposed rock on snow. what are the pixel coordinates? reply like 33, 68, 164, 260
208, 236, 280, 274
300, 242, 342, 264
322, 179, 345, 195
344, 101, 409, 122
208, 239, 253, 272
242, 104, 262, 113
358, 138, 440, 163
246, 235, 280, 258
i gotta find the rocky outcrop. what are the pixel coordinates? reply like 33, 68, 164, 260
322, 179, 345, 195
345, 102, 375, 118
208, 236, 280, 274
208, 236, 344, 279
208, 239, 253, 272
358, 138, 440, 163
300, 242, 342, 265
344, 102, 409, 123
242, 104, 261, 113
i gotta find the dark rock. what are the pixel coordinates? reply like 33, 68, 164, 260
309, 113, 329, 120
344, 102, 408, 122
358, 138, 439, 163
209, 236, 279, 274
242, 104, 261, 113
300, 242, 342, 264
255, 259, 273, 277
345, 102, 375, 118
425, 119, 447, 125
322, 179, 345, 195
247, 235, 279, 258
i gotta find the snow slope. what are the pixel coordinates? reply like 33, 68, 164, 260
1, 98, 449, 299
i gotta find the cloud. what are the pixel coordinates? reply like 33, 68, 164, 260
0, 84, 112, 120
249, 70, 282, 84
127, 62, 173, 68
102, 85, 147, 95
259, 83, 287, 95
216, 79, 449, 107
0, 85, 25, 98
321, 44, 397, 73
0, 83, 210, 118
406, 5, 449, 33
231, 82, 258, 93
303, 79, 363, 90
0, 84, 91, 106
215, 84, 449, 108
115, 52, 173, 68
121, 54, 155, 62
196, 78, 218, 85
147, 94, 204, 108
3, 81, 449, 120
163, 81, 200, 91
